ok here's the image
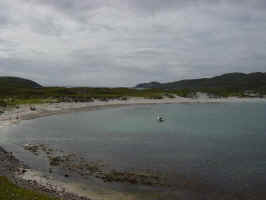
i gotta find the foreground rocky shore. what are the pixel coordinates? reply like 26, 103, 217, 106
0, 143, 246, 200
0, 146, 92, 200
2, 141, 266, 200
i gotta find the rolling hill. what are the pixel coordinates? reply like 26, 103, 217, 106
0, 77, 42, 89
136, 72, 266, 91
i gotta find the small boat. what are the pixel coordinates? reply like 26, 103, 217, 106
156, 114, 165, 122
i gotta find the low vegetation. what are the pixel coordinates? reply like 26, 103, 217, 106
0, 176, 58, 200
0, 86, 196, 106
0, 73, 265, 107
136, 72, 266, 97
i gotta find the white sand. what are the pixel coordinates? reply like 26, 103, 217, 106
1, 95, 266, 128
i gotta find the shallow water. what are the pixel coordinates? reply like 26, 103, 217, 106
1, 102, 266, 197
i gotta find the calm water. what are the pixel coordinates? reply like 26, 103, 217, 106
1, 102, 266, 194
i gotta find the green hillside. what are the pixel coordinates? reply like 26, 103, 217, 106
136, 72, 266, 91
0, 77, 42, 89
0, 72, 265, 107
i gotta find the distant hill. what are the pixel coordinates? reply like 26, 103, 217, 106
0, 77, 42, 89
136, 72, 266, 91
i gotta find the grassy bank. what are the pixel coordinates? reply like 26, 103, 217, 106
0, 176, 58, 200
0, 87, 195, 106
0, 86, 264, 107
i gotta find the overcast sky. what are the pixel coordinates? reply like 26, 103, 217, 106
0, 0, 266, 87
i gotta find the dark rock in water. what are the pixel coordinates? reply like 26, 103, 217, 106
22, 144, 166, 188
100, 170, 163, 186
24, 144, 40, 155
49, 156, 63, 166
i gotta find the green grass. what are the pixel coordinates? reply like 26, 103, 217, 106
0, 87, 173, 106
12, 98, 56, 105
0, 74, 265, 106
0, 98, 57, 107
0, 176, 59, 200
1, 84, 263, 107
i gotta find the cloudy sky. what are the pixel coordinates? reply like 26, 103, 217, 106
0, 0, 266, 87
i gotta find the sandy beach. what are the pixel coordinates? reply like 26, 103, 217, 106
1, 95, 266, 128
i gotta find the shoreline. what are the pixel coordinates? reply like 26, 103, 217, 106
1, 96, 266, 127
1, 96, 266, 200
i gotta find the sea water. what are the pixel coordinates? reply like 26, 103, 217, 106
1, 102, 266, 195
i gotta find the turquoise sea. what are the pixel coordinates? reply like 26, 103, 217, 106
1, 102, 266, 198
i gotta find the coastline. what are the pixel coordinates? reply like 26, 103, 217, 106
1, 96, 266, 127
1, 96, 266, 200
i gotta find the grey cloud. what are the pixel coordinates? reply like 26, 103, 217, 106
0, 16, 8, 27
27, 0, 266, 15
0, 2, 12, 27
0, 0, 266, 86
28, 16, 63, 36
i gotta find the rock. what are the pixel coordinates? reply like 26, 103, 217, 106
99, 170, 162, 186
49, 156, 63, 166
24, 144, 40, 155
30, 106, 36, 111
